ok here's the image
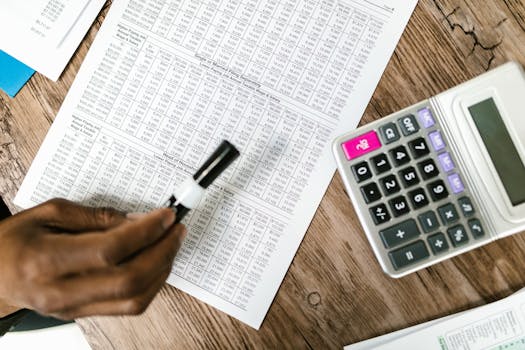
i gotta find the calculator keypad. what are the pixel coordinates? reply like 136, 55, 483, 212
336, 103, 488, 274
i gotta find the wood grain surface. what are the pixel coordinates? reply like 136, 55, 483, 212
1, 0, 525, 349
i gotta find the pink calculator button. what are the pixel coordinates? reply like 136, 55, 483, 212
342, 130, 382, 160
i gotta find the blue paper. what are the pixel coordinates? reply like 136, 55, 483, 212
0, 50, 35, 98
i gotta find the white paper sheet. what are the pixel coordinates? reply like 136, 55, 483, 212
15, 0, 417, 329
0, 0, 106, 81
345, 289, 525, 350
0, 323, 91, 350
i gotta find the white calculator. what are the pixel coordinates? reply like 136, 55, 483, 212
333, 62, 525, 278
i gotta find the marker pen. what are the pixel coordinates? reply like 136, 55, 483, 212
166, 140, 240, 224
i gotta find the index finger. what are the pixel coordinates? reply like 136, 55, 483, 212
29, 199, 126, 232
43, 208, 176, 275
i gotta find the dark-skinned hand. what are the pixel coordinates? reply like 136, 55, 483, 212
0, 198, 186, 320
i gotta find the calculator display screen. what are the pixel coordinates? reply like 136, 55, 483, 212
469, 98, 525, 206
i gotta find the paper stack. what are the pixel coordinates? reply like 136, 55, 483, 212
0, 0, 106, 97
346, 288, 525, 350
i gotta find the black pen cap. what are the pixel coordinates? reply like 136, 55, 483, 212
193, 140, 240, 188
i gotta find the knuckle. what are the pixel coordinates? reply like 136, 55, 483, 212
98, 237, 120, 266
117, 271, 144, 298
92, 207, 121, 227
42, 198, 68, 216
19, 252, 45, 282
30, 292, 56, 314
19, 244, 57, 281
126, 298, 149, 315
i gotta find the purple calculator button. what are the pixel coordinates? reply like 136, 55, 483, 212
429, 131, 446, 151
448, 173, 464, 194
418, 108, 435, 128
438, 152, 455, 172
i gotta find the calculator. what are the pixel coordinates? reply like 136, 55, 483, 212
333, 62, 525, 278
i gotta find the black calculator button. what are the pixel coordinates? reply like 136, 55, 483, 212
438, 203, 459, 225
399, 167, 419, 188
360, 182, 382, 203
418, 159, 439, 180
390, 145, 411, 166
352, 161, 372, 183
379, 123, 400, 144
370, 204, 391, 225
427, 180, 449, 201
418, 211, 439, 233
468, 219, 485, 238
380, 175, 401, 196
428, 233, 449, 254
408, 138, 430, 159
380, 219, 420, 249
408, 188, 429, 209
371, 153, 391, 174
389, 240, 429, 270
458, 197, 475, 217
398, 114, 420, 136
388, 196, 410, 217
447, 225, 469, 247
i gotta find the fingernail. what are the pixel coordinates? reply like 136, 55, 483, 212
162, 209, 176, 230
126, 212, 147, 220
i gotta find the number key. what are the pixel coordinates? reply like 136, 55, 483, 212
399, 166, 420, 188
427, 179, 449, 201
390, 145, 411, 166
408, 188, 429, 209
371, 153, 391, 174
418, 159, 439, 179
352, 161, 372, 183
380, 175, 401, 196
389, 195, 410, 217
408, 137, 430, 158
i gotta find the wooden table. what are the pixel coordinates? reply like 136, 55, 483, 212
1, 1, 525, 348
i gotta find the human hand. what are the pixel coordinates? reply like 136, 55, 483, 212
0, 199, 186, 320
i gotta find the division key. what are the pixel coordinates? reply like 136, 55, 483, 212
388, 240, 430, 270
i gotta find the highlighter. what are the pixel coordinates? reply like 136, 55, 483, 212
166, 140, 240, 224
